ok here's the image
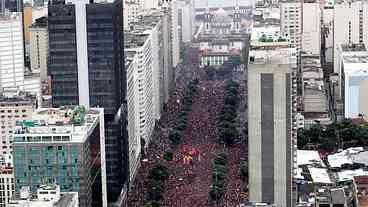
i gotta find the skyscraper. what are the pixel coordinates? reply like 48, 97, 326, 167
0, 12, 25, 91
248, 30, 297, 207
48, 0, 128, 202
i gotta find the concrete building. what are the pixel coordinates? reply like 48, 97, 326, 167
123, 0, 140, 30
23, 70, 41, 97
301, 0, 321, 56
48, 0, 128, 202
333, 1, 368, 75
336, 43, 368, 119
0, 155, 14, 207
125, 52, 141, 184
0, 12, 25, 91
164, 1, 180, 67
248, 29, 297, 207
12, 107, 107, 207
23, 5, 32, 44
9, 185, 78, 207
280, 0, 321, 55
0, 92, 36, 155
176, 0, 195, 43
31, 6, 48, 23
301, 55, 327, 113
280, 2, 302, 52
29, 17, 48, 83
125, 33, 156, 148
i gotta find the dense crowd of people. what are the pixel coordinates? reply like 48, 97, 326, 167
127, 49, 247, 206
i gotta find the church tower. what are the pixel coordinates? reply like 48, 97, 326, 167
204, 0, 211, 33
232, 0, 241, 33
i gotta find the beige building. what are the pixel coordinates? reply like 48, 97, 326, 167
248, 30, 297, 207
29, 17, 48, 83
0, 93, 36, 155
23, 6, 32, 44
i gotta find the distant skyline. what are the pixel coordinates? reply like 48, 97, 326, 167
195, 0, 252, 8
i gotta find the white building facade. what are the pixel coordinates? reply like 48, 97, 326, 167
0, 13, 25, 91
336, 43, 368, 119
176, 0, 195, 43
333, 1, 368, 75
301, 1, 321, 55
280, 2, 302, 52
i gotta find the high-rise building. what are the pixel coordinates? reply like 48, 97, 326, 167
167, 1, 180, 67
48, 0, 127, 203
29, 16, 48, 83
248, 29, 297, 207
0, 12, 25, 91
333, 1, 368, 86
280, 2, 302, 52
176, 0, 195, 43
123, 0, 140, 30
336, 43, 368, 119
23, 5, 32, 44
0, 92, 36, 155
301, 0, 321, 55
13, 107, 107, 207
280, 0, 322, 55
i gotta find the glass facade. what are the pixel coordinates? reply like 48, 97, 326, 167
48, 0, 128, 203
13, 123, 103, 207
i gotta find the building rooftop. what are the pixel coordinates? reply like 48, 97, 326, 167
340, 44, 368, 72
0, 91, 36, 104
327, 147, 365, 168
337, 169, 368, 182
297, 150, 325, 167
250, 27, 289, 47
124, 32, 150, 49
30, 16, 47, 28
249, 47, 297, 65
0, 12, 21, 21
341, 43, 366, 52
13, 106, 103, 143
308, 167, 332, 184
331, 188, 346, 205
10, 184, 78, 207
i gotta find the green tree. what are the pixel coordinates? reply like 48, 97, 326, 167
169, 129, 182, 145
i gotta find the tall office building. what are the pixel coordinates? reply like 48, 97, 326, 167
0, 12, 25, 91
48, 0, 128, 203
248, 30, 297, 207
13, 107, 107, 207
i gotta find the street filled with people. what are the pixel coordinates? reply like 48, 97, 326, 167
127, 47, 247, 206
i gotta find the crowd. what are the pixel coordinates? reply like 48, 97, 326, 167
128, 51, 248, 206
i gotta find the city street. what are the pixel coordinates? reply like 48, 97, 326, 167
127, 48, 248, 206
